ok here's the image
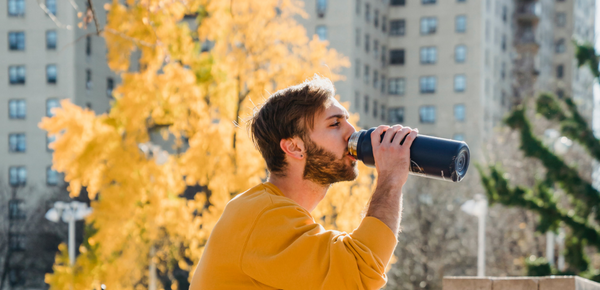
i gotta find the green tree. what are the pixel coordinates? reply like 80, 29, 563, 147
478, 42, 600, 280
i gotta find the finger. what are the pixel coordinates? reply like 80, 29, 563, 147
392, 127, 412, 145
400, 130, 418, 149
383, 125, 403, 144
370, 125, 389, 148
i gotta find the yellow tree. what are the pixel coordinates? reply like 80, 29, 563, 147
41, 0, 376, 289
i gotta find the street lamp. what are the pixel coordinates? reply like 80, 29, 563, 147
461, 193, 488, 277
543, 129, 572, 267
45, 201, 92, 265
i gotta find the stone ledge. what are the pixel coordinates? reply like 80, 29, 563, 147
443, 276, 600, 290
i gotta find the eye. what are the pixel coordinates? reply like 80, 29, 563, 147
330, 121, 340, 127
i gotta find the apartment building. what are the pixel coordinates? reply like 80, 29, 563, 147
297, 0, 390, 128
552, 0, 595, 123
0, 0, 113, 287
300, 0, 594, 160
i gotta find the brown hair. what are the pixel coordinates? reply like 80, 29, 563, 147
249, 76, 335, 177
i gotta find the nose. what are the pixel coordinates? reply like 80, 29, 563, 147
345, 122, 356, 143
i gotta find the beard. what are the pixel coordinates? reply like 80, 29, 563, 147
302, 138, 358, 186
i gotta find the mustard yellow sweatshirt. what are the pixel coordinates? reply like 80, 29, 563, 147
189, 182, 398, 290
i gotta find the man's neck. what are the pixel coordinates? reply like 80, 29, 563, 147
268, 175, 330, 212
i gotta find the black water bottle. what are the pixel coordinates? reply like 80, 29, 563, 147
348, 127, 470, 182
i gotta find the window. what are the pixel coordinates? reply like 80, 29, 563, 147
420, 76, 436, 94
382, 16, 387, 32
354, 91, 360, 111
364, 65, 369, 84
555, 39, 566, 53
356, 0, 360, 15
502, 6, 507, 22
47, 134, 56, 152
453, 134, 465, 141
46, 98, 60, 117
422, 0, 436, 4
457, 0, 466, 2
420, 17, 437, 35
381, 75, 386, 93
381, 46, 387, 65
381, 105, 386, 121
364, 96, 369, 113
46, 0, 56, 15
388, 107, 404, 123
454, 75, 466, 92
107, 78, 114, 97
8, 0, 25, 16
9, 166, 26, 186
9, 100, 26, 119
9, 200, 25, 220
365, 3, 370, 22
9, 133, 26, 153
316, 25, 327, 41
9, 233, 25, 251
455, 45, 467, 63
501, 62, 506, 79
8, 32, 25, 50
373, 100, 378, 118
9, 66, 25, 84
365, 34, 370, 52
374, 10, 379, 27
419, 106, 436, 123
388, 78, 405, 95
86, 69, 92, 90
46, 30, 57, 49
355, 28, 360, 47
456, 15, 467, 33
390, 49, 405, 65
355, 59, 360, 78
47, 166, 59, 185
557, 89, 565, 99
391, 0, 405, 6
501, 34, 506, 51
86, 36, 91, 56
556, 12, 566, 27
373, 70, 379, 89
8, 267, 24, 287
47, 64, 57, 84
420, 47, 437, 64
454, 104, 465, 122
390, 20, 405, 36
316, 0, 327, 17
557, 64, 564, 79
374, 40, 379, 58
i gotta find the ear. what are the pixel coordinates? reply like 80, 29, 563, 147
280, 137, 305, 160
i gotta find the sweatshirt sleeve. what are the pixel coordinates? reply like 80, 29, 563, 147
240, 204, 398, 290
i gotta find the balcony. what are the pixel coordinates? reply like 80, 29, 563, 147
515, 24, 539, 50
516, 2, 540, 23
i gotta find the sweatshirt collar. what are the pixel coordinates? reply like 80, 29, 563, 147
262, 182, 284, 197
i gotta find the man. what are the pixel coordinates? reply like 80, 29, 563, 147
190, 76, 418, 289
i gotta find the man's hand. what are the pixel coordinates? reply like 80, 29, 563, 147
371, 125, 418, 188
365, 125, 418, 235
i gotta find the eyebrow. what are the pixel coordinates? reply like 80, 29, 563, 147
325, 113, 350, 120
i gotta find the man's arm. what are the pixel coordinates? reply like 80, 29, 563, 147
366, 125, 418, 235
241, 203, 397, 290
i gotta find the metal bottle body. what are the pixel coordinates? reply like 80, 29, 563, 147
348, 128, 470, 182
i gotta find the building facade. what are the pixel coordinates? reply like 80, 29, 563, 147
0, 0, 114, 287
299, 0, 595, 160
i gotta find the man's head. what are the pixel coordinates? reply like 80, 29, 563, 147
250, 76, 358, 185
